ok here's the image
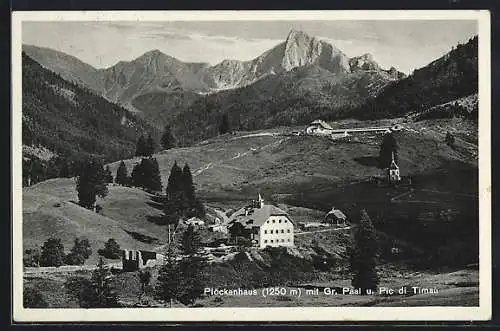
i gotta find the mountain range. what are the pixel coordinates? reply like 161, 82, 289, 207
22, 29, 478, 151
23, 30, 404, 112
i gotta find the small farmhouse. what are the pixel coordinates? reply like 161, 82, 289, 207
324, 207, 348, 226
306, 119, 334, 135
185, 217, 205, 226
228, 194, 295, 248
388, 152, 401, 183
122, 249, 164, 271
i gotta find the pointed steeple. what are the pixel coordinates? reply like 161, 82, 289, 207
390, 151, 399, 170
258, 193, 264, 208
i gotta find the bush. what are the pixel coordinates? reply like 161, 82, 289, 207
39, 238, 65, 267
24, 287, 48, 308
23, 247, 40, 267
65, 238, 92, 265
98, 238, 122, 259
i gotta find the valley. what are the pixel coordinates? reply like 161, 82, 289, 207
23, 115, 479, 307
20, 26, 481, 309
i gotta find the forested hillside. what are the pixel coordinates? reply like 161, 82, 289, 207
22, 53, 157, 184
353, 36, 478, 119
166, 65, 396, 146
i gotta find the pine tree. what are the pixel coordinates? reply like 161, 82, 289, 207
115, 161, 129, 185
164, 161, 187, 223
150, 157, 163, 192
177, 225, 206, 305
182, 163, 196, 208
145, 134, 156, 157
349, 209, 379, 295
166, 161, 183, 198
130, 161, 144, 188
79, 258, 119, 307
76, 158, 108, 210
155, 243, 181, 307
219, 113, 231, 134
378, 132, 398, 169
161, 126, 176, 150
104, 166, 113, 183
135, 135, 147, 157
39, 238, 65, 267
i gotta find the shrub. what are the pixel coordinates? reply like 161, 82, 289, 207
39, 238, 65, 267
23, 247, 40, 267
98, 238, 122, 259
24, 287, 48, 308
65, 238, 92, 265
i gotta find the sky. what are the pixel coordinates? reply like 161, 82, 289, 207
22, 20, 478, 74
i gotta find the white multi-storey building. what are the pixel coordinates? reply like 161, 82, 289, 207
228, 194, 295, 248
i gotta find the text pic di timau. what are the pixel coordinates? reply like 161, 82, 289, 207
204, 286, 439, 298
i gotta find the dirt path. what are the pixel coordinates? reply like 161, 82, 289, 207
193, 137, 287, 177
24, 262, 122, 275
295, 226, 352, 236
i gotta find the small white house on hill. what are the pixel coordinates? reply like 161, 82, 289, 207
228, 194, 295, 248
306, 120, 334, 135
324, 207, 347, 226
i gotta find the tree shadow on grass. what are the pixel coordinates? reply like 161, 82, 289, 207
353, 156, 381, 168
146, 215, 167, 226
146, 195, 165, 211
123, 229, 160, 245
146, 201, 164, 210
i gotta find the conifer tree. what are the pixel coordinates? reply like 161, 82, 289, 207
349, 209, 379, 295
161, 126, 176, 150
145, 134, 156, 157
155, 243, 180, 307
182, 163, 196, 203
135, 135, 147, 157
76, 158, 108, 210
130, 161, 144, 188
378, 132, 398, 169
164, 161, 187, 223
166, 161, 183, 198
104, 165, 113, 183
219, 113, 231, 134
115, 161, 129, 185
177, 225, 206, 305
79, 258, 119, 307
150, 157, 163, 192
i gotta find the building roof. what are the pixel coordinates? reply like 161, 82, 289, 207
389, 159, 399, 170
229, 204, 293, 229
311, 119, 333, 130
326, 208, 347, 220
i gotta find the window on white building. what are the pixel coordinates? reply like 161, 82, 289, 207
281, 229, 284, 233
264, 230, 267, 234
287, 229, 290, 233
272, 219, 275, 223
271, 240, 274, 243
264, 240, 268, 243
279, 219, 282, 223
287, 239, 290, 242
270, 230, 273, 234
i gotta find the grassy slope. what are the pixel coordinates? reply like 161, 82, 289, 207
24, 267, 478, 307
23, 117, 478, 266
23, 179, 166, 264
